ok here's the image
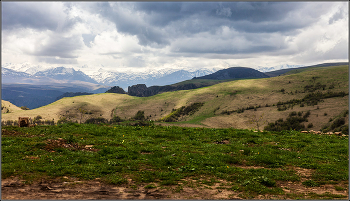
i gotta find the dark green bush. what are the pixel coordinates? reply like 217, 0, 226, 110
110, 116, 123, 123
85, 117, 108, 124
341, 125, 348, 135
57, 117, 71, 124
20, 106, 30, 110
264, 111, 307, 131
134, 111, 145, 120
331, 118, 345, 130
303, 110, 311, 119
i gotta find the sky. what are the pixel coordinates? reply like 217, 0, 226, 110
1, 1, 349, 73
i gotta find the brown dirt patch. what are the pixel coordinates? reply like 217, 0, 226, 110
1, 176, 242, 200
2, 167, 348, 200
44, 138, 99, 152
1, 129, 24, 136
277, 180, 349, 199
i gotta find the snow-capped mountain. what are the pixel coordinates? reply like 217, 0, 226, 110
33, 67, 98, 84
2, 67, 32, 78
1, 64, 221, 89
2, 62, 48, 74
3, 63, 308, 88
257, 64, 305, 72
84, 67, 221, 89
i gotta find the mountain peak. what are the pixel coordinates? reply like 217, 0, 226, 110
193, 67, 269, 80
33, 67, 98, 84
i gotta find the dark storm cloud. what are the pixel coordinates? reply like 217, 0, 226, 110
81, 1, 318, 49
172, 42, 279, 55
216, 2, 300, 23
80, 2, 170, 47
133, 2, 304, 31
2, 2, 58, 30
2, 2, 82, 32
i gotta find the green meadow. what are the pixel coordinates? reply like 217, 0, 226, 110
2, 123, 348, 199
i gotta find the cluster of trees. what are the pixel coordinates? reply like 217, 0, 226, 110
221, 105, 261, 115
303, 82, 327, 92
264, 111, 311, 132
221, 88, 347, 116
160, 102, 204, 122
322, 110, 349, 134
303, 91, 347, 106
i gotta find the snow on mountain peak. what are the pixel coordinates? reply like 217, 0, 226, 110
257, 64, 305, 72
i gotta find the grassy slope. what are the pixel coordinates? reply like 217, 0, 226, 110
1, 100, 23, 114
2, 65, 348, 130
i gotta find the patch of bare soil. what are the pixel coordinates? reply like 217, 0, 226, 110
277, 166, 349, 199
1, 176, 242, 200
1, 129, 24, 136
44, 138, 99, 152
2, 166, 348, 200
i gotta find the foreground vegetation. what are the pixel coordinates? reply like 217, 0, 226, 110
2, 123, 348, 199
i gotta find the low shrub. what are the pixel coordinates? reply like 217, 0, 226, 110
264, 111, 307, 132
110, 116, 123, 123
85, 117, 108, 124
134, 111, 145, 120
307, 123, 313, 128
20, 106, 30, 110
331, 117, 345, 130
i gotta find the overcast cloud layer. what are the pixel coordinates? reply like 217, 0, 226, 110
1, 1, 348, 72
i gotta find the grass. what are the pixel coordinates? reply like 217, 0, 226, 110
2, 123, 348, 198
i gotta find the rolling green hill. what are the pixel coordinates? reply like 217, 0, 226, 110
265, 62, 348, 77
1, 100, 23, 114
2, 65, 348, 132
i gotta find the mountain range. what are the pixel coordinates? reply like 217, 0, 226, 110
1, 65, 221, 109
2, 64, 348, 132
2, 62, 308, 90
2, 62, 347, 109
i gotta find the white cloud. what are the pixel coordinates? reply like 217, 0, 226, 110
1, 1, 348, 72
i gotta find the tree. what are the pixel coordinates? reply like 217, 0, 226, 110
78, 108, 87, 124
249, 113, 266, 131
134, 110, 145, 120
